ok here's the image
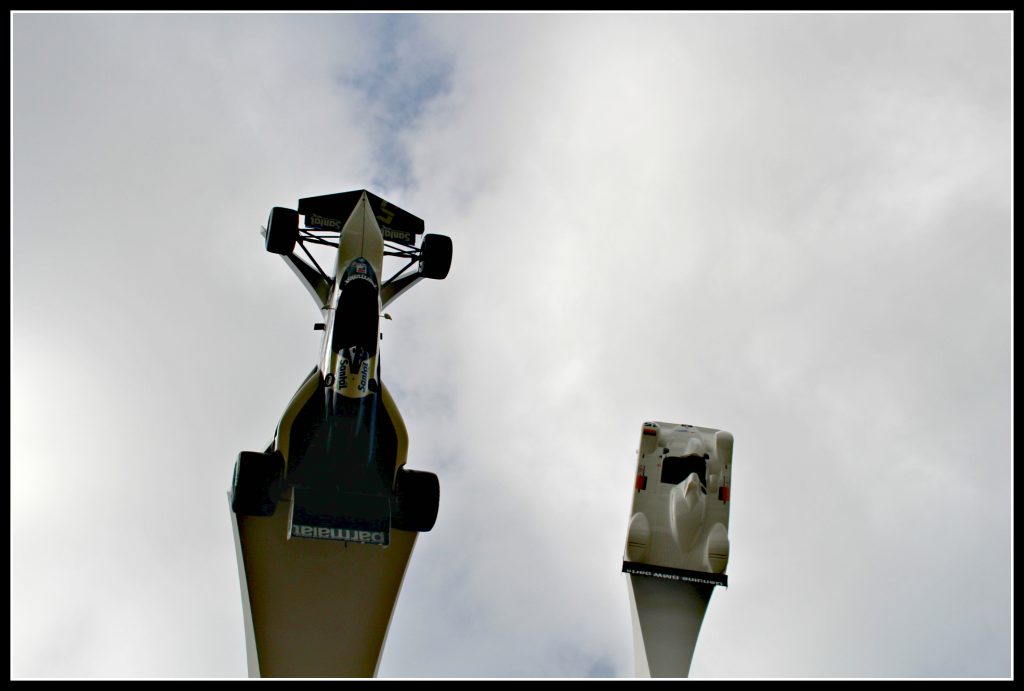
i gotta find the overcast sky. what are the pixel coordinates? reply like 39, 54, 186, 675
11, 12, 1012, 679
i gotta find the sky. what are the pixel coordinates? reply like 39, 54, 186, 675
11, 12, 1012, 679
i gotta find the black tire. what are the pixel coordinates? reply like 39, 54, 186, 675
266, 207, 299, 255
231, 450, 285, 516
419, 234, 452, 280
391, 467, 440, 532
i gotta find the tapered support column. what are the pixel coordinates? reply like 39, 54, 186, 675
627, 574, 714, 677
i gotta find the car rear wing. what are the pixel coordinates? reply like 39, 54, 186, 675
298, 190, 425, 247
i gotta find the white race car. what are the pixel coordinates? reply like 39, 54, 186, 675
623, 421, 732, 583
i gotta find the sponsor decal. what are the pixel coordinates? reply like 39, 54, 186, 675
334, 360, 348, 390
291, 524, 387, 544
622, 561, 728, 587
344, 259, 378, 288
324, 372, 335, 388
345, 273, 376, 287
635, 464, 648, 492
375, 201, 395, 225
307, 212, 342, 230
382, 228, 416, 245
331, 352, 374, 393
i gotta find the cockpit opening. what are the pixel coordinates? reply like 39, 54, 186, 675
661, 455, 707, 491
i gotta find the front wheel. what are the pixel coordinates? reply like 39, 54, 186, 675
391, 467, 440, 532
419, 234, 452, 280
266, 207, 299, 255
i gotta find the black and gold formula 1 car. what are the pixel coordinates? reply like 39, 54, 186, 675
231, 190, 451, 547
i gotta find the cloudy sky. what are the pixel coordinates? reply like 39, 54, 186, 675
11, 12, 1012, 679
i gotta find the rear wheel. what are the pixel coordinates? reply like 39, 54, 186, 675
266, 207, 299, 255
419, 234, 452, 280
391, 467, 440, 532
231, 450, 285, 516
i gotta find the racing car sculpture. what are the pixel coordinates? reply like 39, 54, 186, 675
622, 421, 733, 677
231, 190, 451, 546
